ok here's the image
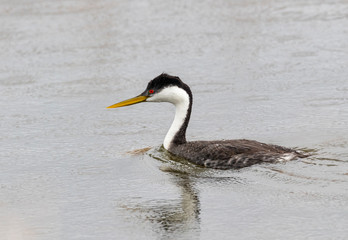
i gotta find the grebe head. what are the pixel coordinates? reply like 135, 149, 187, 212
107, 73, 192, 108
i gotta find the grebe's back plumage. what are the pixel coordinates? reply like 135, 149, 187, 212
107, 73, 305, 169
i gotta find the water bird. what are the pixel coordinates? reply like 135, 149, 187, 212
107, 73, 305, 169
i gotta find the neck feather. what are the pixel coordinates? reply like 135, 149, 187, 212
162, 87, 192, 150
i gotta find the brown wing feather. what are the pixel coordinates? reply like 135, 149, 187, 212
169, 139, 302, 169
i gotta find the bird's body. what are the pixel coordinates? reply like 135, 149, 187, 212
107, 73, 305, 169
169, 139, 299, 169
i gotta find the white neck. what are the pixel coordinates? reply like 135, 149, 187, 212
163, 98, 189, 149
146, 86, 190, 150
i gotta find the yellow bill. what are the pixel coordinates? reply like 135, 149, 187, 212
107, 95, 148, 108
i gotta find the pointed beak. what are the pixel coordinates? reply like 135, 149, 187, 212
107, 95, 148, 109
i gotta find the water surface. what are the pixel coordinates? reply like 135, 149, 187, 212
1, 0, 348, 239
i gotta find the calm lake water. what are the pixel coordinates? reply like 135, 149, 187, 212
1, 0, 348, 239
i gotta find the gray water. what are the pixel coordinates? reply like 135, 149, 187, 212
1, 0, 348, 239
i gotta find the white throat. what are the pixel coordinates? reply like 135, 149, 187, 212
146, 86, 190, 150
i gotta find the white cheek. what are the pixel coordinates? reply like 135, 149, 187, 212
146, 86, 187, 105
146, 93, 166, 102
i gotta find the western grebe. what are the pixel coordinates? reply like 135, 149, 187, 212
107, 73, 305, 169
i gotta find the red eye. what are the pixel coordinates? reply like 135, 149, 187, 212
149, 89, 154, 94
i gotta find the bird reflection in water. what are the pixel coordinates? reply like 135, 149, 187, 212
118, 171, 201, 238
150, 174, 200, 235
